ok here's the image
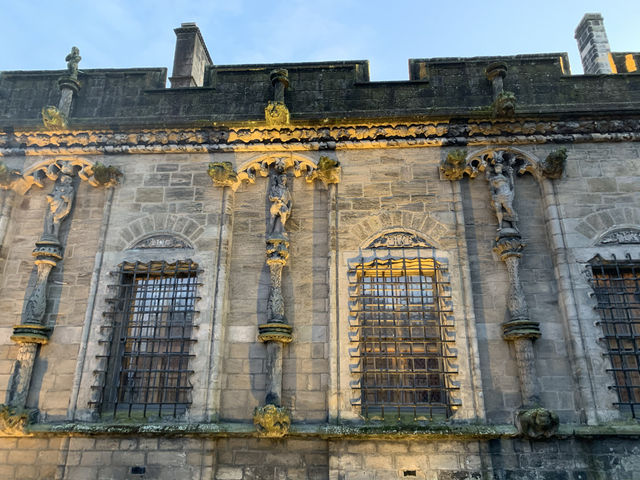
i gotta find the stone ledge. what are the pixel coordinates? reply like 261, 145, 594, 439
3, 421, 638, 439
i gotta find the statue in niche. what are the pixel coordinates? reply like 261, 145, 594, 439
44, 166, 75, 239
65, 47, 81, 80
268, 161, 291, 238
486, 153, 518, 230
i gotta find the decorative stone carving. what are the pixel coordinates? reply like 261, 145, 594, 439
208, 161, 239, 188
42, 106, 68, 130
516, 407, 560, 439
598, 228, 640, 245
131, 234, 192, 250
265, 68, 290, 126
308, 156, 341, 187
65, 47, 81, 80
0, 162, 23, 190
492, 91, 516, 117
253, 404, 291, 438
485, 62, 508, 98
0, 404, 36, 436
366, 231, 432, 249
265, 102, 290, 127
541, 148, 567, 179
5, 119, 640, 156
90, 162, 122, 187
5, 343, 39, 410
439, 149, 468, 181
486, 153, 518, 231
268, 160, 292, 238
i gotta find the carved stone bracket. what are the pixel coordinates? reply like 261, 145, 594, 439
515, 407, 560, 439
0, 404, 37, 436
253, 404, 291, 438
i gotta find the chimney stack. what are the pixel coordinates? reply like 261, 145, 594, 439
170, 23, 213, 88
575, 13, 613, 74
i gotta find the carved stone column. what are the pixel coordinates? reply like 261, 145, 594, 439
441, 147, 565, 438
0, 159, 120, 434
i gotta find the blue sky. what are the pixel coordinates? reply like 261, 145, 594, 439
2, 1, 639, 80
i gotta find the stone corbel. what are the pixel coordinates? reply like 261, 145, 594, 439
0, 404, 37, 436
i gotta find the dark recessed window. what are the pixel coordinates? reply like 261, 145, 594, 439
591, 260, 640, 418
99, 260, 199, 419
348, 236, 458, 421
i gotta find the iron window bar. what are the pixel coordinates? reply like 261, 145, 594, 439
96, 260, 200, 419
590, 257, 640, 419
348, 243, 458, 422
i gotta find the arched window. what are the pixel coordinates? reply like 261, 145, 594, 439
348, 232, 458, 421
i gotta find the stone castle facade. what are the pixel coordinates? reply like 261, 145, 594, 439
0, 13, 639, 480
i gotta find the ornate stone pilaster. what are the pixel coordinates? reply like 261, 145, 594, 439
209, 154, 340, 435
440, 148, 565, 434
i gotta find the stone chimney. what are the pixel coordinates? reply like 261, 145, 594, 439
575, 13, 613, 74
170, 22, 213, 88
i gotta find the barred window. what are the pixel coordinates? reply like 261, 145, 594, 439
348, 237, 458, 421
99, 261, 200, 418
590, 259, 640, 418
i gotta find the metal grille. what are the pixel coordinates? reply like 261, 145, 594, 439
100, 261, 199, 418
591, 259, 640, 418
348, 245, 458, 421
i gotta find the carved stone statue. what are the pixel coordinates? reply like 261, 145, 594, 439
268, 162, 291, 237
44, 168, 75, 238
65, 47, 81, 80
486, 155, 517, 230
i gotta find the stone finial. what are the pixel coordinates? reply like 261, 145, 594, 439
253, 404, 291, 438
516, 407, 559, 439
65, 47, 81, 80
541, 148, 567, 179
265, 69, 291, 126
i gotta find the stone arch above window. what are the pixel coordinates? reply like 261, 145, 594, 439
116, 214, 204, 251
574, 207, 640, 244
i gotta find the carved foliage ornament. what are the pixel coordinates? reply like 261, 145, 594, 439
130, 234, 192, 250
208, 156, 340, 191
0, 404, 36, 436
0, 158, 121, 195
440, 148, 565, 182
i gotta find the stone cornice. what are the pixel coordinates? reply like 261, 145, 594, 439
4, 421, 640, 439
2, 117, 640, 156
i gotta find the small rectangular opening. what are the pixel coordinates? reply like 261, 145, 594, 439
131, 466, 146, 475
403, 470, 417, 477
